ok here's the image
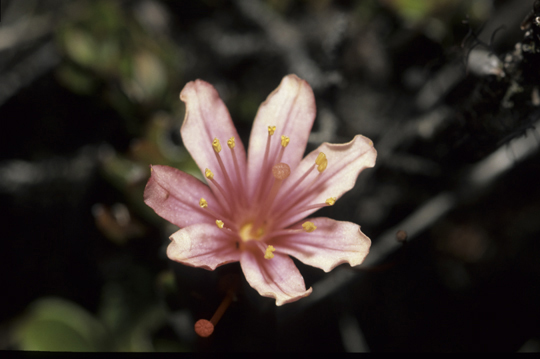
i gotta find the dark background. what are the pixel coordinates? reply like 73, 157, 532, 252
1, 0, 540, 352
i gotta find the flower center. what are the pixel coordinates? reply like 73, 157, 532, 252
198, 125, 336, 259
239, 222, 264, 242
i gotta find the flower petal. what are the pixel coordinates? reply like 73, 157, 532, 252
246, 75, 316, 199
270, 218, 371, 272
167, 223, 240, 270
180, 80, 247, 199
240, 249, 312, 306
144, 165, 224, 228
276, 134, 377, 228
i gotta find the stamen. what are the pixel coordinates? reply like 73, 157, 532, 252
255, 126, 276, 202
273, 162, 329, 227
264, 245, 276, 259
280, 135, 290, 147
227, 136, 246, 205
214, 219, 238, 234
262, 223, 317, 240
317, 158, 328, 172
198, 197, 227, 223
194, 290, 235, 338
205, 168, 232, 213
212, 138, 222, 153
315, 152, 326, 165
212, 139, 236, 205
275, 153, 325, 206
275, 135, 289, 164
302, 221, 317, 232
254, 163, 291, 229
294, 197, 337, 214
326, 197, 336, 206
199, 198, 208, 208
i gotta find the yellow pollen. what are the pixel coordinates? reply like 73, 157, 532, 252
212, 138, 222, 153
216, 220, 224, 229
268, 126, 276, 135
281, 135, 290, 147
205, 168, 214, 180
315, 152, 326, 166
317, 158, 328, 173
239, 222, 264, 242
227, 137, 235, 149
302, 221, 317, 232
264, 245, 276, 259
325, 197, 336, 206
199, 198, 208, 208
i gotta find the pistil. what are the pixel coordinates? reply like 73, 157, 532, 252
194, 290, 235, 338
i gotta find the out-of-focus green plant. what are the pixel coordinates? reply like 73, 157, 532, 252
15, 297, 109, 351
380, 0, 492, 25
56, 0, 183, 133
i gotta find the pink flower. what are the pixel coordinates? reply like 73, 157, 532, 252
144, 75, 377, 306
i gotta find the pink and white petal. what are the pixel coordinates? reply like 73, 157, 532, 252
180, 80, 247, 193
144, 165, 224, 228
240, 249, 312, 306
270, 218, 371, 273
167, 223, 240, 270
276, 135, 377, 227
246, 75, 316, 198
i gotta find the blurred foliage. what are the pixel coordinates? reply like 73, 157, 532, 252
55, 0, 183, 133
15, 297, 108, 351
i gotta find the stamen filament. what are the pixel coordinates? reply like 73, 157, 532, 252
199, 197, 228, 222
254, 162, 290, 230
229, 143, 246, 206
261, 222, 317, 241
273, 164, 316, 210
213, 139, 236, 206
273, 172, 324, 225
294, 201, 332, 214
261, 162, 290, 213
215, 219, 238, 234
207, 176, 233, 213
254, 128, 274, 202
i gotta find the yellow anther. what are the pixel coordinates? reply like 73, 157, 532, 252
268, 126, 276, 135
205, 168, 214, 180
315, 152, 326, 166
317, 158, 328, 173
212, 138, 222, 153
264, 245, 276, 259
302, 221, 317, 233
199, 198, 208, 208
281, 135, 290, 147
227, 137, 235, 149
325, 197, 336, 206
216, 220, 224, 229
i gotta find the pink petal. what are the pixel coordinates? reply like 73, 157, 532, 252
270, 218, 371, 272
144, 165, 224, 228
276, 134, 377, 228
180, 80, 247, 199
239, 249, 312, 306
167, 223, 240, 270
246, 75, 316, 199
